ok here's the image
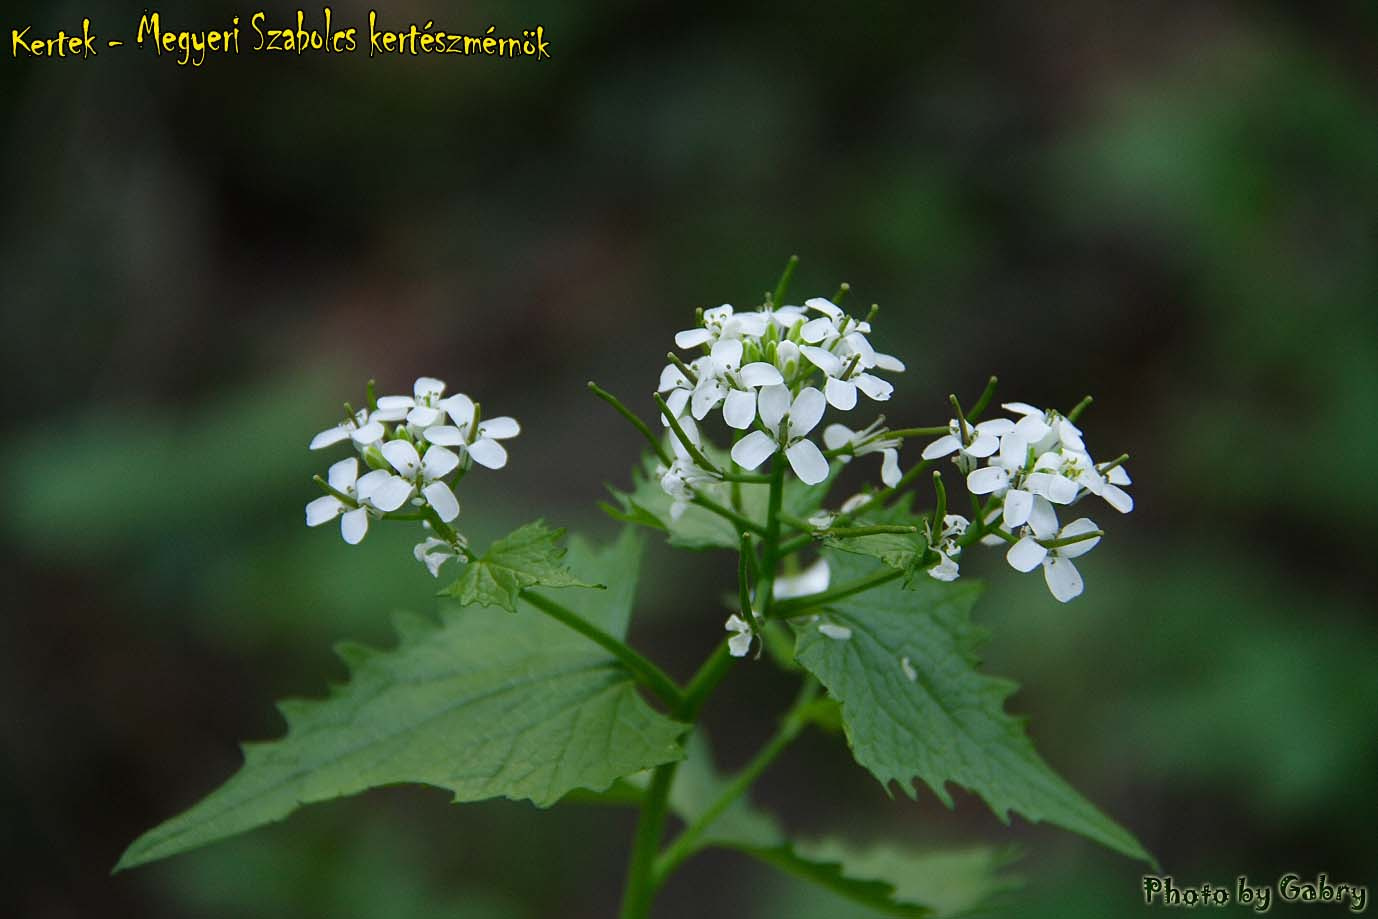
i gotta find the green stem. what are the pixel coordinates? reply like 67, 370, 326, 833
1066, 394, 1093, 423
521, 591, 684, 711
654, 393, 721, 474
888, 425, 951, 438
967, 375, 999, 421
652, 678, 821, 884
691, 493, 766, 537
771, 254, 799, 307
772, 567, 904, 619
311, 475, 358, 508
589, 381, 672, 466
825, 524, 920, 538
738, 532, 763, 655
757, 457, 787, 620
619, 762, 677, 919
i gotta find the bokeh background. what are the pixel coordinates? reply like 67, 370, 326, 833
3, 1, 1376, 916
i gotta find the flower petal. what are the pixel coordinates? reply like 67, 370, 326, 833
966, 432, 999, 458
690, 379, 725, 420
380, 440, 421, 477
757, 384, 790, 432
822, 423, 854, 451
775, 558, 830, 598
675, 328, 712, 349
788, 387, 827, 438
665, 388, 690, 420
368, 476, 414, 512
658, 364, 688, 392
804, 297, 843, 319
873, 352, 906, 373
800, 345, 843, 377
922, 434, 961, 460
354, 469, 392, 502
340, 507, 370, 545
422, 444, 460, 480
800, 317, 837, 343
785, 438, 829, 485
480, 417, 521, 440
423, 425, 464, 446
731, 430, 778, 470
1006, 536, 1047, 572
824, 377, 857, 411
305, 495, 344, 527
710, 337, 744, 370
966, 466, 1008, 495
407, 405, 443, 427
853, 373, 893, 401
439, 393, 476, 427
351, 420, 385, 444
1043, 556, 1084, 602
327, 457, 359, 493
1103, 483, 1134, 513
309, 424, 351, 450
1058, 517, 1101, 557
728, 630, 752, 657
413, 377, 446, 400
880, 448, 901, 487
738, 361, 783, 387
467, 437, 508, 470
1027, 495, 1060, 539
722, 389, 757, 430
1002, 488, 1033, 529
423, 482, 461, 522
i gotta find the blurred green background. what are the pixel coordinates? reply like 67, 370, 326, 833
3, 1, 1376, 916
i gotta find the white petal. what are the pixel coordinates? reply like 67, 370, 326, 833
824, 377, 857, 411
381, 440, 421, 476
966, 432, 999, 458
738, 362, 783, 387
757, 384, 790, 432
480, 417, 521, 440
340, 507, 370, 545
675, 328, 713, 349
966, 466, 1008, 495
804, 297, 843, 319
722, 389, 757, 430
731, 430, 778, 470
690, 380, 724, 420
1058, 517, 1101, 557
1002, 402, 1042, 417
774, 558, 830, 598
1103, 483, 1134, 513
800, 345, 843, 377
873, 352, 906, 372
710, 338, 744, 370
376, 395, 415, 413
842, 332, 877, 368
852, 373, 893, 401
658, 364, 688, 392
785, 438, 829, 485
413, 376, 446, 399
354, 469, 393, 502
728, 630, 753, 657
327, 457, 359, 493
724, 613, 749, 633
423, 425, 465, 446
1108, 465, 1132, 486
880, 448, 901, 487
1027, 495, 1060, 539
439, 393, 475, 427
351, 420, 385, 444
422, 444, 460, 480
1043, 556, 1084, 602
1057, 419, 1085, 451
423, 482, 461, 522
305, 495, 344, 527
799, 317, 836, 344
1013, 414, 1050, 444
922, 434, 961, 460
407, 405, 443, 427
309, 424, 350, 450
1002, 488, 1033, 529
368, 476, 414, 512
1006, 536, 1047, 573
788, 387, 827, 438
1046, 475, 1080, 504
467, 437, 508, 470
999, 433, 1029, 468
734, 313, 769, 337
822, 423, 855, 451
665, 388, 690, 420
976, 418, 1015, 436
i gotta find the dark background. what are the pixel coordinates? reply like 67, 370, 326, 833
3, 1, 1376, 916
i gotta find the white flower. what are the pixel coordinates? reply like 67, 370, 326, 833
657, 360, 701, 418
309, 408, 383, 450
375, 376, 450, 428
424, 393, 521, 470
675, 304, 770, 349
730, 385, 830, 484
305, 458, 375, 544
921, 417, 1017, 464
925, 514, 969, 582
822, 421, 902, 487
1005, 516, 1101, 603
378, 440, 462, 521
414, 537, 463, 578
773, 557, 830, 600
684, 339, 783, 428
724, 613, 754, 657
657, 416, 719, 518
1002, 402, 1085, 453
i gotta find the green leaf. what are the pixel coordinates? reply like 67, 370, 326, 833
117, 529, 685, 872
608, 449, 831, 550
441, 520, 599, 612
793, 550, 1153, 865
664, 732, 1017, 917
824, 530, 928, 586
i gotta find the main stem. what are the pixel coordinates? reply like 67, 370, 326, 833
619, 456, 787, 919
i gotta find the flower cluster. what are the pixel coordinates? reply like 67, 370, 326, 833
305, 376, 520, 577
923, 401, 1133, 602
656, 298, 906, 490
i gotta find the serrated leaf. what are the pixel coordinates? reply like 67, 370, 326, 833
793, 550, 1153, 865
610, 448, 831, 550
663, 732, 1017, 917
117, 529, 685, 871
441, 520, 599, 612
824, 530, 928, 586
